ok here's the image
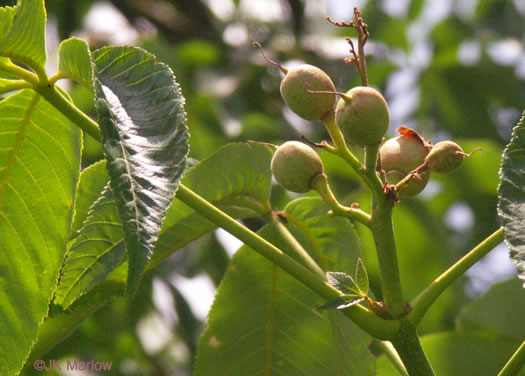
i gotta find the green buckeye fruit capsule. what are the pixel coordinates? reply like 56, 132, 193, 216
379, 128, 431, 197
252, 42, 335, 121
271, 141, 324, 193
335, 86, 390, 145
280, 64, 336, 120
426, 141, 465, 173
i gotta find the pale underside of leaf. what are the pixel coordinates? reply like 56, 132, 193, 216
93, 45, 189, 295
498, 110, 525, 287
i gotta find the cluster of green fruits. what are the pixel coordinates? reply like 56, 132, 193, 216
261, 52, 467, 199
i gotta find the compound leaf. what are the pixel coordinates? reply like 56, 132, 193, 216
498, 111, 525, 288
54, 143, 273, 309
93, 46, 189, 295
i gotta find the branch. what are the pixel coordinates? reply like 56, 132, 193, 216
409, 228, 504, 326
499, 341, 525, 376
265, 210, 326, 278
35, 85, 102, 143
175, 184, 399, 340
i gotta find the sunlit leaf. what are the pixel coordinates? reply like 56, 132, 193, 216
498, 111, 525, 287
57, 37, 93, 90
0, 3, 17, 40
0, 89, 81, 376
93, 45, 189, 295
54, 186, 126, 309
71, 160, 109, 236
0, 0, 46, 69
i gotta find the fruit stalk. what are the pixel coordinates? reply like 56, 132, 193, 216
310, 173, 372, 226
322, 111, 383, 197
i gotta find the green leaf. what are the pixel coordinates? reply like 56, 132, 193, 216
457, 278, 525, 341
326, 272, 361, 296
54, 186, 126, 309
150, 142, 274, 264
316, 295, 365, 311
195, 224, 375, 376
54, 143, 273, 309
355, 258, 369, 296
498, 111, 525, 288
71, 160, 109, 236
0, 89, 81, 376
377, 332, 525, 376
92, 46, 189, 295
0, 3, 18, 47
0, 0, 47, 69
282, 196, 362, 272
407, 0, 424, 20
57, 37, 93, 90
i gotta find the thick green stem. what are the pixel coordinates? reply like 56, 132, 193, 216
265, 211, 326, 278
409, 228, 504, 326
35, 85, 102, 142
311, 173, 371, 226
175, 184, 399, 340
391, 319, 435, 376
370, 195, 404, 317
499, 341, 525, 376
322, 111, 361, 168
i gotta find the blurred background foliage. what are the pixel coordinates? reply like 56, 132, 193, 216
12, 0, 525, 374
